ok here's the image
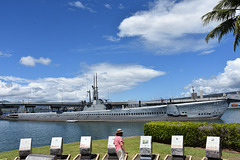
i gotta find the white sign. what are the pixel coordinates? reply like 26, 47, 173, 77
50, 137, 62, 149
206, 136, 220, 151
19, 138, 32, 151
108, 136, 115, 148
171, 135, 183, 149
80, 136, 91, 148
140, 136, 152, 148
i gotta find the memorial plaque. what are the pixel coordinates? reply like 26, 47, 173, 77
171, 135, 184, 156
80, 136, 92, 155
26, 154, 57, 160
140, 136, 152, 156
19, 138, 32, 158
50, 137, 63, 156
108, 136, 116, 154
206, 136, 222, 159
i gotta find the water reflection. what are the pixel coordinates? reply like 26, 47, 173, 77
220, 108, 240, 123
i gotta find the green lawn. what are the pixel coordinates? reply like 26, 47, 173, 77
0, 136, 240, 160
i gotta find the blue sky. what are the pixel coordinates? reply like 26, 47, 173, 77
0, 0, 240, 102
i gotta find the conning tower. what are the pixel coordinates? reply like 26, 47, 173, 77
84, 74, 106, 111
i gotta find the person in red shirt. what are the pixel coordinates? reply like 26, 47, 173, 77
114, 129, 127, 160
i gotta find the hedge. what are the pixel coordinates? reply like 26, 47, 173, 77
144, 121, 240, 152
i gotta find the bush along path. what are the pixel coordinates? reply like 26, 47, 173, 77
144, 121, 240, 152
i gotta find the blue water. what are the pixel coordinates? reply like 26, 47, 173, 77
0, 108, 239, 153
0, 121, 145, 153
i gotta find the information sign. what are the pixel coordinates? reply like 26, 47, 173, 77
206, 136, 222, 159
50, 137, 63, 156
50, 137, 62, 150
140, 136, 152, 156
80, 136, 91, 148
108, 136, 116, 154
171, 135, 184, 156
171, 135, 183, 149
206, 136, 220, 151
80, 136, 92, 155
19, 138, 32, 151
108, 136, 115, 148
140, 136, 152, 149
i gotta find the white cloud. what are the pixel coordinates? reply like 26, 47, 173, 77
69, 1, 95, 12
0, 63, 165, 102
0, 51, 12, 57
69, 1, 85, 9
38, 57, 51, 65
183, 58, 240, 96
199, 50, 215, 55
104, 4, 112, 9
19, 56, 51, 67
118, 0, 218, 54
103, 35, 121, 42
119, 4, 125, 9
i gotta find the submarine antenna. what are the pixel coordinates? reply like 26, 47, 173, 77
87, 90, 91, 103
96, 73, 98, 100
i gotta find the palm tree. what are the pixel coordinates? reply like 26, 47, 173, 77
202, 0, 240, 51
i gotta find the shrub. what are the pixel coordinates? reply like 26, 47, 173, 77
144, 121, 240, 151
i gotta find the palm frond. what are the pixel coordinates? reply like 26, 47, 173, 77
205, 18, 236, 43
202, 0, 240, 52
234, 15, 240, 35
218, 18, 236, 41
234, 33, 240, 51
202, 9, 236, 25
234, 16, 240, 51
214, 0, 240, 10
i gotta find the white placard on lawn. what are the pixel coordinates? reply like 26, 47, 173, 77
140, 136, 152, 149
108, 136, 115, 148
206, 136, 220, 151
80, 136, 91, 148
19, 138, 32, 151
171, 135, 183, 149
50, 137, 62, 150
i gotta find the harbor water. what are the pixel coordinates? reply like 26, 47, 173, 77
0, 108, 239, 153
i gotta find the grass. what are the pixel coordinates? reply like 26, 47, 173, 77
0, 136, 240, 160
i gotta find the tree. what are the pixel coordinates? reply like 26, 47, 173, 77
202, 0, 240, 51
